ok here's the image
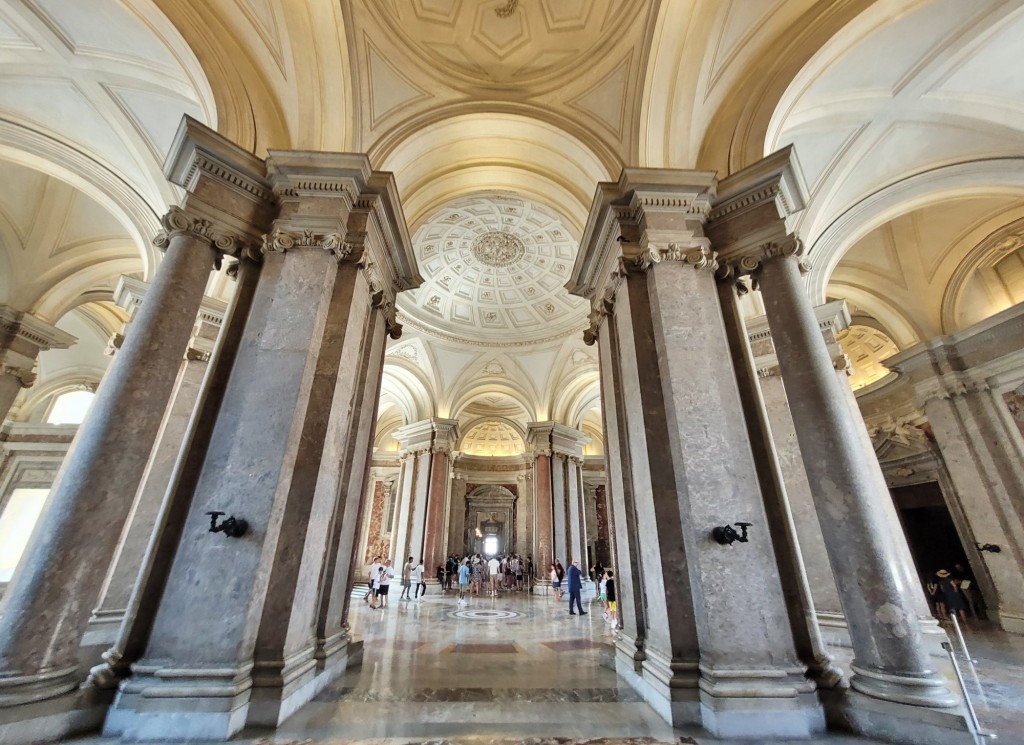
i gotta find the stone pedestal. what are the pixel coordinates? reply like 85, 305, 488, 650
0, 307, 77, 422
568, 168, 822, 737
104, 150, 416, 740
886, 303, 1024, 634
709, 146, 967, 743
84, 284, 226, 653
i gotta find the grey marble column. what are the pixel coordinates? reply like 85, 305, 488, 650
566, 456, 586, 572
84, 310, 222, 651
104, 151, 417, 741
0, 221, 217, 707
757, 249, 956, 709
550, 453, 568, 565
569, 169, 822, 737
717, 280, 843, 691
87, 256, 263, 692
0, 307, 77, 422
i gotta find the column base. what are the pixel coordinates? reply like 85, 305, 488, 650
849, 663, 959, 708
0, 666, 80, 707
995, 608, 1024, 635
0, 685, 111, 745
103, 662, 253, 741
627, 644, 701, 727
247, 637, 353, 729
832, 689, 975, 745
697, 665, 824, 738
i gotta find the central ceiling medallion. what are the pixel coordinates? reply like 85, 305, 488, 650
471, 231, 525, 267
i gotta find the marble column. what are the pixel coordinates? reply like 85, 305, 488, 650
0, 219, 220, 709
422, 420, 459, 573
744, 303, 850, 635
568, 169, 821, 737
526, 428, 554, 575
717, 281, 843, 692
84, 289, 227, 651
708, 148, 962, 741
0, 307, 77, 423
390, 418, 459, 567
104, 151, 416, 740
550, 452, 568, 564
886, 304, 1024, 635
87, 255, 263, 692
566, 456, 586, 574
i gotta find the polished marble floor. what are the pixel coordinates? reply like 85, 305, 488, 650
74, 588, 1024, 744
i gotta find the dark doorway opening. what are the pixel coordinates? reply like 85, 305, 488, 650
891, 481, 986, 619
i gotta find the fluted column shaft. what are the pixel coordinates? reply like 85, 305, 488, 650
0, 229, 216, 705
758, 251, 956, 708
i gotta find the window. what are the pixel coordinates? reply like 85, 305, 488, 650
483, 535, 498, 556
0, 488, 50, 582
46, 390, 95, 425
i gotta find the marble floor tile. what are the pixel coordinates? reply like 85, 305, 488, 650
68, 592, 1024, 745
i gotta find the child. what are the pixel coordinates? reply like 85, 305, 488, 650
605, 569, 617, 628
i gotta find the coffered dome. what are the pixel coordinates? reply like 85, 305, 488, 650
398, 194, 587, 344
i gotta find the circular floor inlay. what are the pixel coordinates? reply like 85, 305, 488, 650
448, 609, 521, 620
471, 231, 525, 267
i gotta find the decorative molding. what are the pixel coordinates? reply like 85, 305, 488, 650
153, 206, 248, 267
260, 227, 350, 261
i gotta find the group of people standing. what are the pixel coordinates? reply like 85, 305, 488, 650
924, 563, 981, 623
364, 555, 427, 609
440, 553, 535, 600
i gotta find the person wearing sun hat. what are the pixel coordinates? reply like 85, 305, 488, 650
937, 568, 968, 623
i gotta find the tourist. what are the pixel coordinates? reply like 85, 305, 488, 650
400, 555, 414, 601
487, 554, 500, 596
457, 559, 471, 604
414, 558, 426, 600
367, 555, 381, 606
526, 555, 535, 592
567, 558, 586, 615
514, 555, 524, 591
377, 558, 395, 608
605, 569, 617, 627
550, 562, 561, 601
937, 568, 967, 623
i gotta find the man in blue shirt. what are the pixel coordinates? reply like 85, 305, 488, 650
457, 560, 471, 605
567, 559, 586, 615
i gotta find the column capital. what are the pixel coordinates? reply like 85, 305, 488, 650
885, 303, 1024, 406
264, 151, 420, 340
163, 115, 276, 251
394, 417, 460, 456
0, 306, 78, 389
705, 146, 810, 280
568, 169, 717, 346
525, 421, 589, 459
746, 300, 852, 373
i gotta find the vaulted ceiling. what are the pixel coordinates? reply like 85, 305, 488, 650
2, 0, 1022, 440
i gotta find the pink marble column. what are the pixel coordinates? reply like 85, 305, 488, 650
533, 452, 553, 575
422, 449, 450, 572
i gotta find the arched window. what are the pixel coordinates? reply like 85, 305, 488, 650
46, 390, 95, 425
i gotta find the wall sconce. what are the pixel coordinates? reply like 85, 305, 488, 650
977, 543, 1001, 553
206, 511, 248, 538
712, 522, 752, 546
